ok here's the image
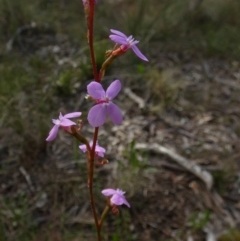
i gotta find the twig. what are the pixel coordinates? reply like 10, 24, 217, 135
135, 143, 213, 190
19, 166, 35, 192
124, 87, 146, 109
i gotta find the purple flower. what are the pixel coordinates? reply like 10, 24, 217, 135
79, 141, 106, 157
87, 80, 123, 127
109, 29, 148, 62
46, 112, 82, 141
102, 188, 130, 208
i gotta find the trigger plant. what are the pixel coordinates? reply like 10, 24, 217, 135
46, 0, 148, 240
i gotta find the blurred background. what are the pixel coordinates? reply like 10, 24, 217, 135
0, 0, 240, 240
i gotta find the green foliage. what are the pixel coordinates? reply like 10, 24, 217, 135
188, 210, 211, 231
123, 141, 146, 169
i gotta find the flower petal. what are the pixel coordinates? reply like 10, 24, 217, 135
109, 35, 128, 45
122, 198, 131, 208
106, 80, 121, 99
107, 102, 123, 125
88, 104, 107, 127
52, 118, 60, 125
111, 194, 130, 208
110, 29, 127, 38
64, 112, 82, 119
59, 112, 64, 120
102, 189, 117, 196
79, 144, 87, 153
46, 125, 59, 141
87, 82, 105, 99
60, 118, 76, 126
95, 145, 106, 157
131, 45, 148, 61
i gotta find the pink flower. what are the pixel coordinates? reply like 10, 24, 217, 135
46, 112, 81, 141
79, 141, 106, 157
109, 29, 148, 61
87, 80, 123, 127
102, 188, 130, 208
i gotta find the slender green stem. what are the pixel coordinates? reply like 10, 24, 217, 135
99, 205, 110, 229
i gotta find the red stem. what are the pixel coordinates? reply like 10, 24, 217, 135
87, 1, 101, 240
88, 0, 99, 82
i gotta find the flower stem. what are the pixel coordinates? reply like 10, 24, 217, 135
88, 127, 100, 240
99, 205, 110, 229
87, 1, 102, 240
88, 0, 99, 82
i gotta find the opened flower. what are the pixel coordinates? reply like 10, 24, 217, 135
79, 141, 106, 157
46, 112, 81, 141
109, 29, 148, 61
87, 80, 123, 127
102, 188, 130, 208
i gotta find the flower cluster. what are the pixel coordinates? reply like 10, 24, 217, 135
45, 27, 149, 214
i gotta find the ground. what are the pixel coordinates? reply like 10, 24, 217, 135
0, 0, 240, 240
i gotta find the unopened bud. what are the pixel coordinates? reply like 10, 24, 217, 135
96, 158, 109, 166
101, 159, 108, 165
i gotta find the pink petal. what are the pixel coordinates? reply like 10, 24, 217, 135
60, 119, 76, 126
107, 102, 123, 125
111, 194, 130, 208
46, 125, 59, 141
95, 145, 105, 153
79, 144, 87, 153
95, 145, 106, 157
102, 189, 117, 196
59, 112, 64, 120
64, 112, 82, 119
106, 80, 121, 99
52, 119, 60, 125
110, 29, 127, 38
123, 198, 131, 208
109, 35, 128, 45
87, 81, 105, 99
131, 45, 148, 61
88, 104, 107, 127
